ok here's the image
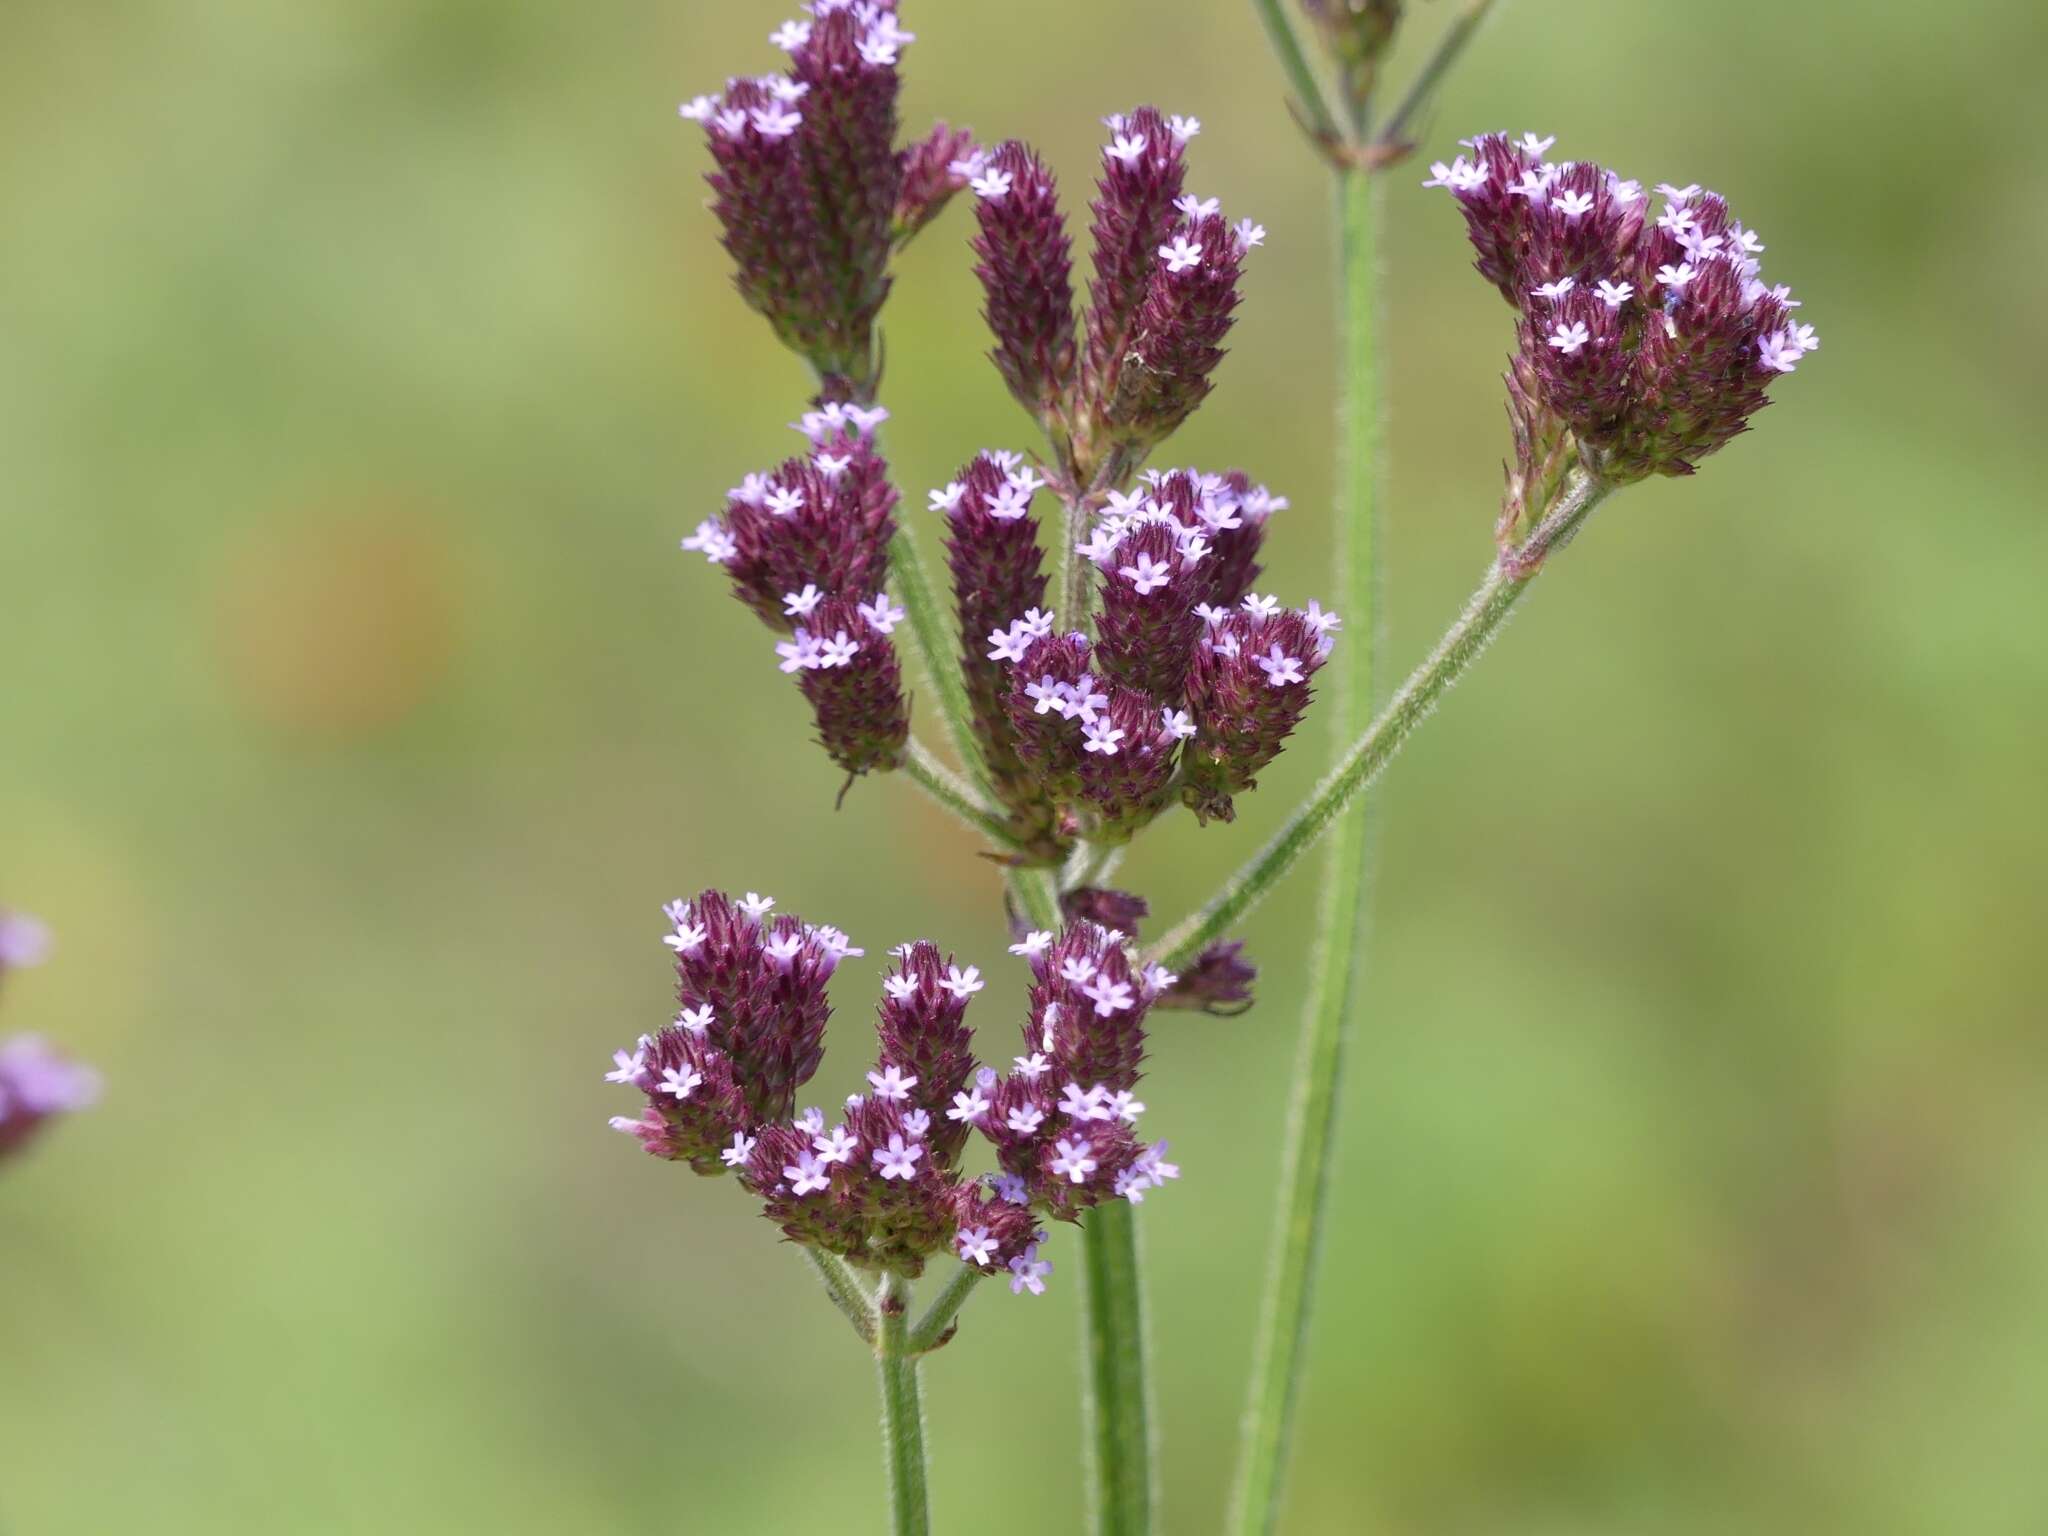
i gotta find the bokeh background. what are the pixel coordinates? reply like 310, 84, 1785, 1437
4, 0, 2045, 1530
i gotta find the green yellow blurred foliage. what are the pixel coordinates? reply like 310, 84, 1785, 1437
2, 1, 2045, 1531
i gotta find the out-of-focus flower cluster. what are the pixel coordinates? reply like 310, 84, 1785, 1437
606, 889, 1182, 1293
1425, 133, 1818, 543
679, 1, 975, 400
0, 911, 99, 1159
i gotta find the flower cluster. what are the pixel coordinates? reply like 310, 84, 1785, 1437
957, 466, 1335, 838
681, 2, 973, 399
964, 107, 1262, 480
0, 911, 99, 1159
1425, 133, 1818, 531
683, 407, 911, 779
606, 890, 1181, 1292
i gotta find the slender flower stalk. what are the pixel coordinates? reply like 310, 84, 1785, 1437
808, 1248, 880, 1344
876, 1271, 931, 1536
907, 1262, 983, 1354
1080, 1199, 1155, 1536
903, 738, 1023, 850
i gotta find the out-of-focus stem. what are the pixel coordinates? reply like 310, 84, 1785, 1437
1225, 163, 1383, 1536
1377, 0, 1501, 153
1249, 0, 1342, 144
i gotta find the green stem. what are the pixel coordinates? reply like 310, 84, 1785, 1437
1059, 489, 1092, 639
1150, 474, 1611, 973
888, 525, 989, 794
1225, 165, 1383, 1536
1249, 0, 1342, 145
1008, 864, 1064, 933
875, 1272, 930, 1536
1080, 1199, 1155, 1536
907, 1264, 984, 1355
804, 1249, 878, 1345
902, 739, 1024, 852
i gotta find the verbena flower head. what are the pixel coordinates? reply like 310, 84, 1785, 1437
608, 895, 1179, 1286
937, 452, 1061, 859
682, 411, 909, 782
0, 913, 99, 1159
681, 2, 974, 398
971, 468, 1327, 841
965, 106, 1260, 480
1426, 133, 1818, 528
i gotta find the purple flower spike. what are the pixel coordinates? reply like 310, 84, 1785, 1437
1082, 107, 1192, 420
1090, 516, 1209, 702
1182, 602, 1335, 823
876, 940, 980, 1163
658, 890, 838, 1123
893, 121, 978, 246
697, 424, 898, 632
686, 4, 913, 389
974, 921, 1182, 1221
970, 142, 1080, 426
1003, 629, 1098, 810
1073, 684, 1181, 840
781, 593, 911, 777
1191, 472, 1285, 612
1101, 212, 1245, 452
938, 452, 1064, 858
1023, 924, 1153, 1092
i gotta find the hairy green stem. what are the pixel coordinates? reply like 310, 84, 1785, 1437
1008, 864, 1064, 933
1151, 475, 1611, 972
1080, 1198, 1155, 1536
1059, 490, 1093, 638
1226, 164, 1384, 1536
907, 1264, 984, 1355
888, 525, 988, 794
902, 739, 1024, 851
875, 1271, 930, 1536
805, 1249, 878, 1345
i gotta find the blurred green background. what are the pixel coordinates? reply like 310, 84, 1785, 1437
4, 0, 2045, 1530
